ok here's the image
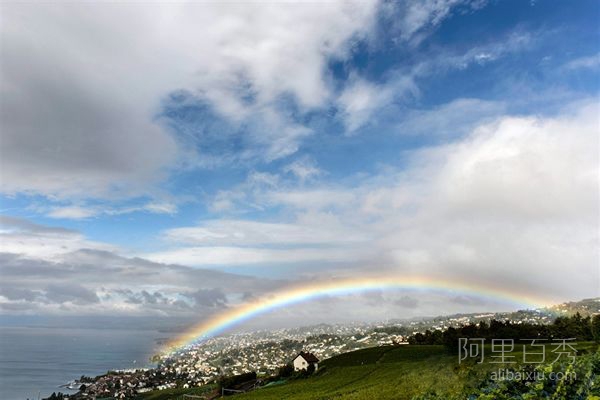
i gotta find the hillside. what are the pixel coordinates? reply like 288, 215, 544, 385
72, 301, 600, 400
235, 342, 599, 400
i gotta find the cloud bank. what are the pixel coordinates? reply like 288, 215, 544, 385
146, 101, 599, 301
1, 1, 598, 329
0, 1, 379, 199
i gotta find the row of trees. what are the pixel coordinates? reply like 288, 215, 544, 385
408, 313, 600, 349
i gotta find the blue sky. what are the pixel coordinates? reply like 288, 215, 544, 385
0, 0, 598, 323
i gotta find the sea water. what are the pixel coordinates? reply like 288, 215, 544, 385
0, 326, 162, 400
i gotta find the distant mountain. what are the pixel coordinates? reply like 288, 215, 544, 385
544, 297, 600, 316
398, 297, 600, 331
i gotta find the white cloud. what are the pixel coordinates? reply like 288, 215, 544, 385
283, 157, 322, 182
563, 53, 600, 70
451, 32, 532, 69
3, 96, 597, 319
163, 219, 368, 247
154, 100, 599, 301
396, 98, 507, 137
0, 216, 117, 261
208, 171, 361, 215
1, 1, 495, 199
0, 1, 379, 199
334, 28, 532, 133
267, 189, 357, 211
47, 206, 99, 220
142, 202, 178, 215
336, 74, 418, 132
337, 77, 390, 132
209, 171, 280, 213
387, 0, 468, 43
2, 2, 596, 322
390, 103, 597, 297
370, 101, 599, 297
42, 201, 178, 220
429, 101, 598, 221
145, 246, 366, 267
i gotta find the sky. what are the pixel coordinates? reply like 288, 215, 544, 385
0, 0, 598, 331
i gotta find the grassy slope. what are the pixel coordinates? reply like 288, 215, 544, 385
236, 342, 598, 400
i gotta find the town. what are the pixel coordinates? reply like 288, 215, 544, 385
46, 298, 598, 400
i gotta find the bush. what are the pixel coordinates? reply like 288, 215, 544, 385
218, 371, 257, 390
278, 364, 294, 378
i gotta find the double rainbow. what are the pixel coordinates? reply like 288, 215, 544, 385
165, 276, 553, 352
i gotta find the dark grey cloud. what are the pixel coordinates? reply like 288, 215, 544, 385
44, 284, 100, 305
0, 253, 73, 280
450, 295, 482, 306
363, 290, 385, 306
115, 289, 193, 312
241, 292, 256, 302
0, 249, 268, 288
0, 286, 43, 302
141, 290, 165, 305
183, 288, 228, 308
0, 3, 178, 199
0, 246, 282, 315
0, 302, 40, 312
394, 295, 419, 309
0, 282, 99, 307
0, 216, 284, 316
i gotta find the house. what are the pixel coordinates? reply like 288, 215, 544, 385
292, 351, 319, 372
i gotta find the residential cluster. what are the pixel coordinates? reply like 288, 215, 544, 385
47, 299, 598, 400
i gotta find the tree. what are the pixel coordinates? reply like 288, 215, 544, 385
592, 314, 600, 342
278, 364, 294, 378
218, 371, 257, 391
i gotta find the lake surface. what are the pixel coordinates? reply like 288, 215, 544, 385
0, 326, 162, 400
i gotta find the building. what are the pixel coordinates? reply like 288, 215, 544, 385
292, 351, 319, 372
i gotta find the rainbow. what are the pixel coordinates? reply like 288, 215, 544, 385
165, 276, 554, 352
